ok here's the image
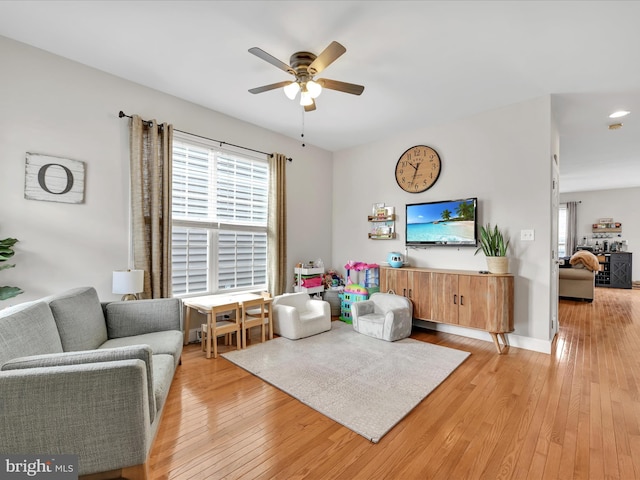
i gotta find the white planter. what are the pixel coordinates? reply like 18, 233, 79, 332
486, 256, 509, 274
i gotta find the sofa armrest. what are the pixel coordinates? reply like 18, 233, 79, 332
105, 298, 182, 338
305, 299, 331, 316
2, 345, 156, 423
0, 360, 151, 476
272, 303, 299, 321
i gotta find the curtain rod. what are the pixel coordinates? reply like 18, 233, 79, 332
118, 111, 292, 162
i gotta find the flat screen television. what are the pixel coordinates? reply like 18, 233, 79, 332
406, 197, 478, 246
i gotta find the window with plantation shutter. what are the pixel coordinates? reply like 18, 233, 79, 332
171, 132, 268, 296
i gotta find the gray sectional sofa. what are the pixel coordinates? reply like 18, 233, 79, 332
0, 287, 183, 479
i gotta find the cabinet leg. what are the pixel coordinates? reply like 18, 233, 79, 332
490, 332, 508, 354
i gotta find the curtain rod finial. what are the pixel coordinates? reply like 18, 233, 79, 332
119, 111, 125, 118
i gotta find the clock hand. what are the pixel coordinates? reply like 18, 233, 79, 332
410, 166, 419, 184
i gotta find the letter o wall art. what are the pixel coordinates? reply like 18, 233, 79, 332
24, 152, 85, 204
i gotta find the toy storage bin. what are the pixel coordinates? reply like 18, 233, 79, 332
323, 289, 342, 316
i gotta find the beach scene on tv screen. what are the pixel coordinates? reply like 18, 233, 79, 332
407, 200, 475, 243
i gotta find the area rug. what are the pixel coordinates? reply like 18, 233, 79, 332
221, 321, 470, 442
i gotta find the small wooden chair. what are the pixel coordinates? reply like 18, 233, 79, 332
202, 301, 241, 359
260, 291, 274, 340
241, 297, 266, 349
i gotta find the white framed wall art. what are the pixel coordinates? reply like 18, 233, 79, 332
24, 152, 85, 204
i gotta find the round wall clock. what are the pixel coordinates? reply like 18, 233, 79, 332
395, 145, 441, 193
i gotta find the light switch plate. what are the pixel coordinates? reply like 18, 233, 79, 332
521, 229, 535, 241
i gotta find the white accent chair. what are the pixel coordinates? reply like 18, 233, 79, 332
351, 292, 413, 341
271, 292, 331, 340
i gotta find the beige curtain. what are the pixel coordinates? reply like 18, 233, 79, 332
129, 115, 173, 299
268, 153, 288, 295
566, 201, 579, 255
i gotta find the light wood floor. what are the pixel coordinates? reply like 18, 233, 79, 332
149, 288, 640, 479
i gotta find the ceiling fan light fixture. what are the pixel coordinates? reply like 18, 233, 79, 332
609, 110, 630, 118
300, 90, 313, 106
306, 80, 322, 99
283, 81, 300, 100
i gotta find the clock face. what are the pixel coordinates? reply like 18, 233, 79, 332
395, 145, 441, 193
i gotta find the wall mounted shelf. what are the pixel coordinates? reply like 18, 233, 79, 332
368, 214, 396, 240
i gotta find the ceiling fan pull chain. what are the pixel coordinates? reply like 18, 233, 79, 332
301, 109, 305, 147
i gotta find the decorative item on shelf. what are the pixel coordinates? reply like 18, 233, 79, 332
474, 223, 510, 274
387, 252, 404, 268
112, 269, 144, 300
592, 218, 622, 233
0, 236, 23, 301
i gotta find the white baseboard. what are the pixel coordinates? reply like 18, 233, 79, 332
412, 319, 552, 354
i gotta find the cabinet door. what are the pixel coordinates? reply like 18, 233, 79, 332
610, 253, 632, 288
430, 273, 458, 324
458, 275, 489, 329
409, 271, 431, 320
381, 268, 409, 297
459, 275, 514, 333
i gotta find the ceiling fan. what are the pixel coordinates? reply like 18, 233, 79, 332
248, 41, 365, 112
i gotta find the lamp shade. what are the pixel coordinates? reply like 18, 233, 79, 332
306, 80, 322, 99
112, 269, 144, 295
299, 90, 313, 106
283, 81, 300, 100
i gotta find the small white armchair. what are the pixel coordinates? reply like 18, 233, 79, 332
272, 292, 331, 340
351, 292, 413, 341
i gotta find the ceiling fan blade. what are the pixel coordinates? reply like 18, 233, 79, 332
248, 81, 293, 94
317, 78, 365, 95
248, 47, 295, 75
304, 99, 317, 112
308, 41, 346, 75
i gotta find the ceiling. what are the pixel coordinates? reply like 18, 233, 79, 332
0, 0, 639, 193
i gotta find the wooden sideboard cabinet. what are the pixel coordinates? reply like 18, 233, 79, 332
380, 266, 514, 353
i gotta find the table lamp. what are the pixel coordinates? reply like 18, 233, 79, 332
112, 269, 144, 300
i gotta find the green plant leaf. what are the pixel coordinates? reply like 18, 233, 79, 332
0, 238, 18, 247
0, 286, 23, 301
474, 223, 509, 257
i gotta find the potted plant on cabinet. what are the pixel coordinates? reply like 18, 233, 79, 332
0, 237, 23, 301
475, 223, 510, 274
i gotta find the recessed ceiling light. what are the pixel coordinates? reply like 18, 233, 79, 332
609, 110, 630, 118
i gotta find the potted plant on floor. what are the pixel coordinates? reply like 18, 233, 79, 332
475, 223, 510, 274
1, 237, 23, 301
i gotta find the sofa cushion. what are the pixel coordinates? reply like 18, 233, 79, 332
152, 354, 176, 412
0, 301, 64, 365
105, 298, 182, 338
100, 330, 183, 368
45, 287, 108, 351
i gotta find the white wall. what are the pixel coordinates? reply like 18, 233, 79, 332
560, 187, 639, 281
333, 96, 555, 350
0, 35, 332, 305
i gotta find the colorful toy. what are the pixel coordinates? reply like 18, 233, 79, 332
339, 283, 369, 323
